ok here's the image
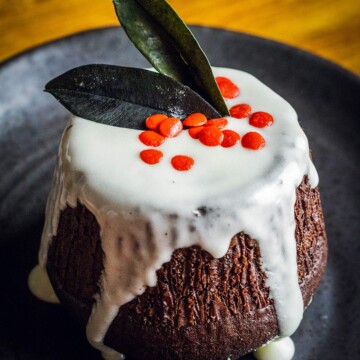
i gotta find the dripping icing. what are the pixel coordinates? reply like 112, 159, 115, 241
253, 337, 295, 360
38, 67, 319, 354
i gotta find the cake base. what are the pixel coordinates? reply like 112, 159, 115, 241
46, 177, 327, 359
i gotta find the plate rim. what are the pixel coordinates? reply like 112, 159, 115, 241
1, 25, 359, 86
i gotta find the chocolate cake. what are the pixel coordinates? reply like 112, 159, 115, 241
28, 66, 327, 360
28, 1, 327, 359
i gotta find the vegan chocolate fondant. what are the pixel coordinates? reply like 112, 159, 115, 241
30, 65, 327, 360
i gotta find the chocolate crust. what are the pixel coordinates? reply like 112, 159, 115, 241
47, 176, 327, 359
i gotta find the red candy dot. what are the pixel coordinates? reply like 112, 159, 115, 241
249, 112, 273, 128
140, 149, 163, 165
230, 104, 252, 119
183, 113, 207, 127
198, 126, 224, 146
159, 117, 183, 137
139, 130, 165, 147
145, 114, 168, 130
215, 77, 239, 99
221, 130, 241, 148
241, 132, 265, 150
205, 118, 228, 129
188, 126, 205, 139
171, 155, 194, 171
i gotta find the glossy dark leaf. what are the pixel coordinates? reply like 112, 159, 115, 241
44, 64, 222, 129
113, 0, 229, 116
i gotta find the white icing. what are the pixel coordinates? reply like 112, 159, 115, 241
253, 337, 295, 360
28, 265, 59, 304
38, 67, 318, 356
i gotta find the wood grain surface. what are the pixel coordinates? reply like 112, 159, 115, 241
0, 0, 359, 75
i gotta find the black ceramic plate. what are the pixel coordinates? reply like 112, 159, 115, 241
0, 27, 359, 360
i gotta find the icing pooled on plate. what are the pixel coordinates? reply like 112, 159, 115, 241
28, 265, 59, 304
37, 67, 318, 355
254, 337, 295, 360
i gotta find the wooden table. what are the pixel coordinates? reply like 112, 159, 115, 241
1, 0, 359, 75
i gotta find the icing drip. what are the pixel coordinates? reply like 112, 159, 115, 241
253, 337, 295, 360
38, 67, 319, 355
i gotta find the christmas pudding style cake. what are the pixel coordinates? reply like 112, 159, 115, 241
29, 1, 327, 359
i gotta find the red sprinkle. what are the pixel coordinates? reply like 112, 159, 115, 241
145, 114, 168, 130
140, 149, 163, 164
241, 132, 265, 150
221, 130, 241, 148
171, 155, 194, 171
205, 118, 228, 129
159, 117, 183, 137
198, 126, 224, 146
215, 77, 239, 99
230, 104, 252, 119
188, 126, 205, 139
139, 130, 165, 147
183, 113, 207, 127
249, 112, 273, 128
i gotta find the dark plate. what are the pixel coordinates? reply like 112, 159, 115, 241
0, 26, 359, 360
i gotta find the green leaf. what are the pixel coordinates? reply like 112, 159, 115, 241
113, 0, 229, 116
44, 64, 222, 130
